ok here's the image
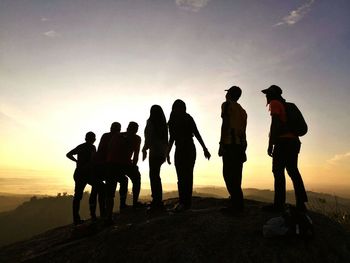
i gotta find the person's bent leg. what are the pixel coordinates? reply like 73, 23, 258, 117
118, 173, 129, 209
127, 166, 141, 206
105, 165, 118, 223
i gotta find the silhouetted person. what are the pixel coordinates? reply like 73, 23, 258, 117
142, 105, 169, 211
108, 121, 143, 210
95, 122, 128, 221
66, 131, 96, 225
261, 85, 308, 212
167, 99, 211, 211
219, 86, 247, 214
102, 123, 129, 225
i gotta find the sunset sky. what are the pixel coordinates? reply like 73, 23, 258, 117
1, 0, 349, 197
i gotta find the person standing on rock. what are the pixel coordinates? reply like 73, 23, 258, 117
167, 99, 211, 212
219, 86, 247, 214
96, 122, 128, 224
261, 85, 308, 212
142, 105, 169, 212
66, 131, 97, 225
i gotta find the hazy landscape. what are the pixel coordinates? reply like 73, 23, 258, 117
1, 187, 349, 248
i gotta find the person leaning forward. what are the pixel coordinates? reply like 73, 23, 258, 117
261, 85, 308, 212
219, 86, 247, 214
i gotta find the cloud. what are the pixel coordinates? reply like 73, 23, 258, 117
275, 0, 315, 26
327, 152, 350, 165
41, 17, 49, 22
175, 0, 210, 12
43, 30, 60, 38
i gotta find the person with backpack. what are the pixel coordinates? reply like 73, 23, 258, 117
261, 85, 308, 212
219, 86, 247, 214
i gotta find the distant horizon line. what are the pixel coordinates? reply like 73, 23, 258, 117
1, 185, 350, 199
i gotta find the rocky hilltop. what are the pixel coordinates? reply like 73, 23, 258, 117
0, 197, 349, 263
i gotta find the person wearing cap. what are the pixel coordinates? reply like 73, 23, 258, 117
261, 85, 308, 212
219, 86, 247, 214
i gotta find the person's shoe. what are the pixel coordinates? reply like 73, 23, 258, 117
147, 204, 165, 214
262, 204, 284, 213
120, 203, 132, 210
220, 206, 243, 216
296, 202, 307, 212
133, 201, 146, 209
103, 218, 115, 227
173, 203, 188, 213
74, 219, 85, 226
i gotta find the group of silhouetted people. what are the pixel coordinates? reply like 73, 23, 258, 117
67, 85, 308, 225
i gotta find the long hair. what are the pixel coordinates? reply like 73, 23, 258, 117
168, 99, 188, 138
148, 105, 168, 141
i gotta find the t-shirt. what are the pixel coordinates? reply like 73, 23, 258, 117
95, 132, 113, 163
269, 100, 296, 138
70, 143, 96, 168
169, 114, 198, 147
220, 100, 247, 145
107, 133, 141, 165
144, 121, 168, 158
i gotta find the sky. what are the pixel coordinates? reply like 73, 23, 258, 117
1, 0, 350, 197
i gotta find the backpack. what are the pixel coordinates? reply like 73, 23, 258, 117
284, 102, 308, 136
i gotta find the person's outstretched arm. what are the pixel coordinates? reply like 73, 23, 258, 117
192, 120, 211, 160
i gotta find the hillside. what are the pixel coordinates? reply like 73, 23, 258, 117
1, 188, 350, 247
0, 197, 349, 263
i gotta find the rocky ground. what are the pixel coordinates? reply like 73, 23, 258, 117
0, 197, 349, 263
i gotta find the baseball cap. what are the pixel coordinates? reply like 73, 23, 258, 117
261, 85, 282, 95
225, 86, 241, 95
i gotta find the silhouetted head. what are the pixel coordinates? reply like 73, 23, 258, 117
149, 105, 168, 141
85, 131, 96, 144
127, 121, 139, 135
262, 85, 284, 103
225, 86, 242, 102
171, 99, 186, 116
110, 122, 121, 134
150, 105, 166, 123
149, 105, 166, 125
